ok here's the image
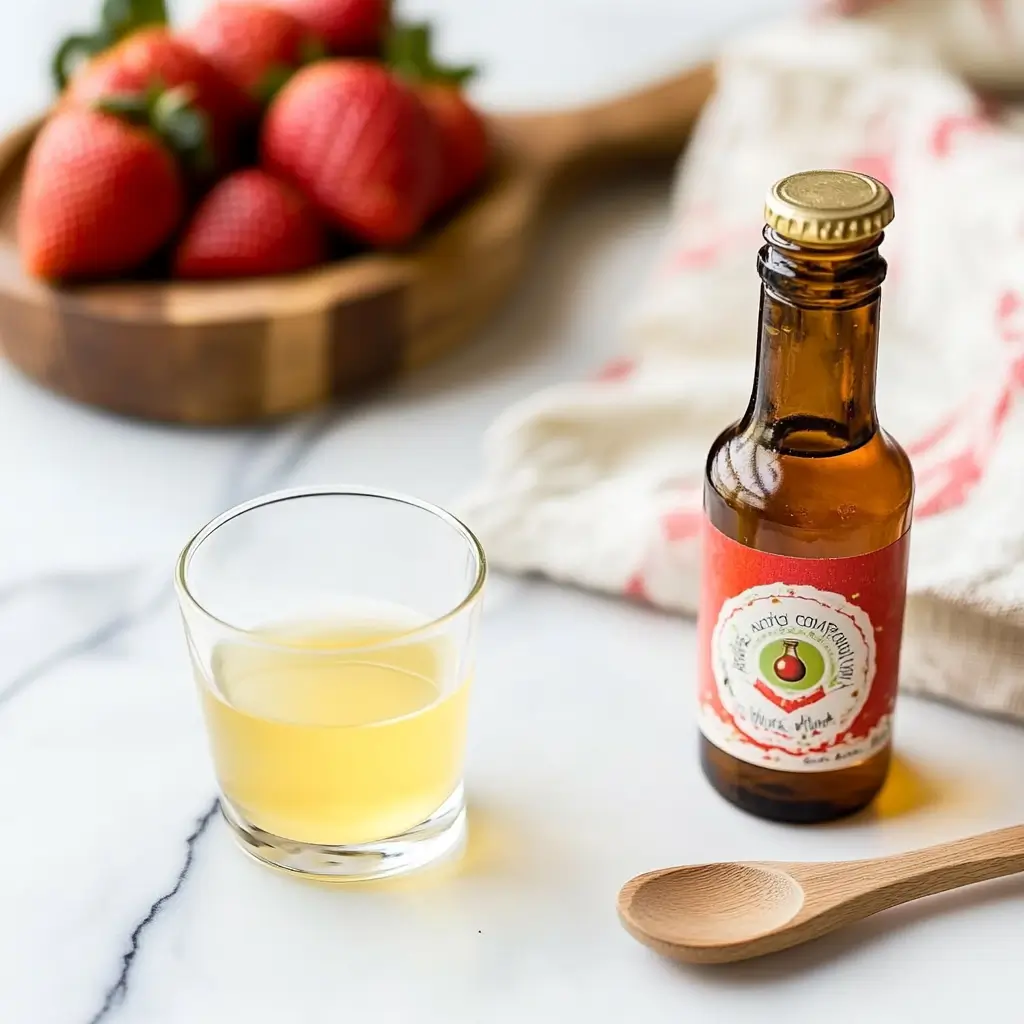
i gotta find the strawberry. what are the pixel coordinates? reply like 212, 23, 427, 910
261, 60, 440, 246
386, 23, 488, 213
184, 3, 323, 105
19, 104, 185, 280
63, 29, 248, 167
275, 0, 389, 56
417, 84, 488, 212
175, 169, 326, 279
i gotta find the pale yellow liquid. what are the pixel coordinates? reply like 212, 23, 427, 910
197, 617, 470, 845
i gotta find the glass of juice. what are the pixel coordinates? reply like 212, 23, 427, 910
174, 487, 486, 880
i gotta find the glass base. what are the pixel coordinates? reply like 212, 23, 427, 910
220, 785, 467, 881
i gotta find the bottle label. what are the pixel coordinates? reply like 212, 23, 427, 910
698, 518, 909, 773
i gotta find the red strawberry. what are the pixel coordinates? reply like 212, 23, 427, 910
63, 29, 247, 166
19, 107, 184, 280
386, 23, 488, 212
184, 3, 322, 104
418, 83, 488, 212
175, 169, 326, 279
261, 60, 440, 246
275, 0, 388, 55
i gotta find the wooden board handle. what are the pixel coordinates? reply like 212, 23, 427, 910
497, 64, 715, 176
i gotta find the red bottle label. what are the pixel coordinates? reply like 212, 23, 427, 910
698, 518, 910, 773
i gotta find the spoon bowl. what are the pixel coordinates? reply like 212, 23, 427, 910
621, 863, 804, 956
618, 824, 1024, 964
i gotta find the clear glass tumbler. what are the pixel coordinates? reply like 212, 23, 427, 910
174, 487, 486, 881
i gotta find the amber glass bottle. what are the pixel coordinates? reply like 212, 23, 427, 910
697, 170, 913, 824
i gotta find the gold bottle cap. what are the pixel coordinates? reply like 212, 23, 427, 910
764, 169, 894, 246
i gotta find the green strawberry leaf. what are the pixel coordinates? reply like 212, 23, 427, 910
299, 36, 327, 66
152, 85, 214, 177
93, 91, 154, 124
95, 83, 214, 178
52, 0, 168, 91
253, 64, 297, 105
100, 0, 168, 38
52, 32, 112, 91
386, 21, 477, 87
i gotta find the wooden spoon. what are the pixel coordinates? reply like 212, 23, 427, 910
618, 824, 1024, 964
0, 66, 713, 424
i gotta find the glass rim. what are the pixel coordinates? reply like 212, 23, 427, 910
174, 486, 487, 652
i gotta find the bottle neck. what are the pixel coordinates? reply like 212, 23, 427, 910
748, 228, 886, 455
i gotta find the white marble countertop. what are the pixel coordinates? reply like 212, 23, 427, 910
2, 2, 1024, 1022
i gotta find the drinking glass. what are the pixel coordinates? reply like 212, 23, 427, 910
174, 487, 486, 880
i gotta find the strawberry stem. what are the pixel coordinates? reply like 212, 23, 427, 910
386, 22, 477, 87
152, 86, 212, 175
93, 92, 153, 122
94, 83, 213, 178
52, 0, 169, 90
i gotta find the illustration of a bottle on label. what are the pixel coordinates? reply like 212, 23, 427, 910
773, 638, 806, 684
754, 633, 827, 713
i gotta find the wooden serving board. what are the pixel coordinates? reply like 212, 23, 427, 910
0, 65, 713, 425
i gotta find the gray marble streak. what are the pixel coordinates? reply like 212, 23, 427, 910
0, 410, 344, 708
0, 577, 165, 710
0, 571, 131, 610
86, 800, 220, 1024
59, 412, 346, 1023
0, 410, 339, 1020
51, 408, 525, 1024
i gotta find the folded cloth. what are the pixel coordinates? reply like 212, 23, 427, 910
460, 5, 1024, 720
827, 0, 1024, 88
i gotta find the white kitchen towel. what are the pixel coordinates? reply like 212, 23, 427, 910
825, 0, 1024, 88
461, 3, 1024, 720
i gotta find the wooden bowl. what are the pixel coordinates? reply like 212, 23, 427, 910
0, 66, 713, 425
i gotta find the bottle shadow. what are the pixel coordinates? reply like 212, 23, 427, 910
818, 752, 991, 827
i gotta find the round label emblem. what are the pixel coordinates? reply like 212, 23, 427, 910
707, 583, 881, 767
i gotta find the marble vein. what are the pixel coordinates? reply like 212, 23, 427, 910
85, 799, 220, 1024
72, 411, 344, 1022
0, 411, 344, 1019
0, 409, 342, 714
0, 569, 121, 609
0, 579, 167, 709
218, 410, 343, 507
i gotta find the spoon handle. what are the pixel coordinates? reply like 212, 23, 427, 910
799, 824, 1024, 918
